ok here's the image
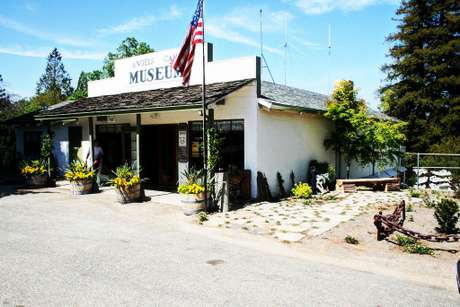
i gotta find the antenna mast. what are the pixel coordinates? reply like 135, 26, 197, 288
260, 10, 275, 83
284, 13, 287, 85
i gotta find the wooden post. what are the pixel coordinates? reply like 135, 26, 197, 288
136, 114, 144, 198
88, 117, 94, 166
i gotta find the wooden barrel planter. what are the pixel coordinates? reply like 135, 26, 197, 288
70, 180, 93, 195
27, 174, 47, 188
115, 184, 141, 204
180, 192, 210, 215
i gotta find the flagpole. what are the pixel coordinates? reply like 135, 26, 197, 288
201, 0, 207, 214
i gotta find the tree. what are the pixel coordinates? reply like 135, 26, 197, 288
36, 48, 73, 105
103, 37, 155, 77
0, 74, 12, 120
324, 80, 407, 179
0, 75, 17, 168
324, 80, 370, 179
68, 70, 104, 100
362, 118, 407, 174
379, 0, 460, 153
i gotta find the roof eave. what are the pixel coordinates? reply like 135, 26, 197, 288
34, 104, 203, 121
258, 98, 326, 115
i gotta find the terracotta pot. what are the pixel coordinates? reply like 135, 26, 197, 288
115, 184, 141, 204
180, 192, 210, 215
70, 180, 92, 195
26, 174, 47, 188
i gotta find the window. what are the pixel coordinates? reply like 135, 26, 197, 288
189, 120, 244, 174
24, 131, 42, 158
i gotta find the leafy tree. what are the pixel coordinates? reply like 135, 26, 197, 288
0, 74, 12, 120
324, 80, 407, 178
67, 38, 154, 100
0, 75, 17, 168
68, 70, 104, 100
103, 37, 155, 77
324, 80, 370, 179
36, 48, 73, 105
362, 118, 407, 174
379, 0, 460, 153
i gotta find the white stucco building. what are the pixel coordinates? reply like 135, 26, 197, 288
12, 43, 346, 199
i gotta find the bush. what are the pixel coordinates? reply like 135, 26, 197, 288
409, 187, 421, 198
434, 198, 459, 234
395, 235, 433, 255
291, 182, 313, 199
345, 236, 359, 245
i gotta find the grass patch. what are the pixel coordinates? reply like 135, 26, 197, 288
345, 236, 359, 245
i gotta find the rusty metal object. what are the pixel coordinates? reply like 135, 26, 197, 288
374, 200, 460, 243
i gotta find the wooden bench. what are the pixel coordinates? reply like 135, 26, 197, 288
336, 178, 400, 193
343, 183, 357, 193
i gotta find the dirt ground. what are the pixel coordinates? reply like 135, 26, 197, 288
286, 190, 460, 291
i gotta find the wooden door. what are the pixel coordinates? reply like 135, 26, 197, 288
158, 125, 177, 186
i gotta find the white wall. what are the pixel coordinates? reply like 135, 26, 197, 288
256, 110, 336, 197
212, 82, 259, 198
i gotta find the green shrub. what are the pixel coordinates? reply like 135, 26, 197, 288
198, 212, 208, 222
434, 198, 459, 234
409, 187, 421, 198
395, 234, 417, 246
345, 236, 359, 245
291, 182, 313, 199
395, 235, 433, 255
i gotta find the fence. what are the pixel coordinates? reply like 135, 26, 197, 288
405, 153, 460, 190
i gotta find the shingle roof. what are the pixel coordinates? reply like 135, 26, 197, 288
260, 81, 329, 112
36, 78, 256, 119
260, 81, 395, 120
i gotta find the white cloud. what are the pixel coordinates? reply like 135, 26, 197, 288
0, 15, 90, 47
0, 45, 105, 60
97, 5, 182, 35
282, 0, 399, 15
0, 45, 50, 58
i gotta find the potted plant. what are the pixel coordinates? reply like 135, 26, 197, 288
62, 160, 95, 195
110, 162, 146, 204
178, 167, 213, 215
19, 159, 48, 188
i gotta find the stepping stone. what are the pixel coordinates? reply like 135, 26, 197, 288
276, 224, 310, 233
205, 219, 226, 227
272, 232, 306, 242
231, 219, 251, 226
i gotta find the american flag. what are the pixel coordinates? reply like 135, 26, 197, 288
171, 0, 203, 86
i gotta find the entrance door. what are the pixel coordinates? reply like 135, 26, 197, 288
68, 126, 82, 163
158, 125, 177, 186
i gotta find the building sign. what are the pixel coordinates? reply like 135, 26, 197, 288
123, 49, 182, 86
179, 131, 187, 147
178, 123, 188, 163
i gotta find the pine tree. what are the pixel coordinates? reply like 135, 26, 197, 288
379, 0, 460, 153
36, 48, 73, 105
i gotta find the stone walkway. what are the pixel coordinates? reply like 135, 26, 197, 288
201, 190, 417, 243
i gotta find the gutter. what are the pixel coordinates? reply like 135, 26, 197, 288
258, 98, 326, 115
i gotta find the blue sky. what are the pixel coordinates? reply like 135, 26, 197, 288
0, 0, 401, 110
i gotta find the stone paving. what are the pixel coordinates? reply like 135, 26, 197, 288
201, 190, 417, 243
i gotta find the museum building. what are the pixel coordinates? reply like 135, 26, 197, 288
13, 43, 346, 198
